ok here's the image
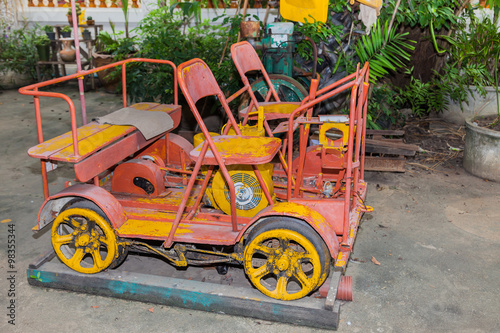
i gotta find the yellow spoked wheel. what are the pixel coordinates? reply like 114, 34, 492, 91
244, 220, 328, 300
51, 207, 118, 274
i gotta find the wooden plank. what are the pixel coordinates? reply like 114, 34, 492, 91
325, 270, 342, 311
365, 139, 419, 156
365, 156, 406, 172
27, 260, 340, 330
366, 129, 405, 136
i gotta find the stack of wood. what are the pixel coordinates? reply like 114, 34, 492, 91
364, 130, 419, 172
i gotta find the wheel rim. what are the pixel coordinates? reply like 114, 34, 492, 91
51, 208, 118, 274
238, 74, 308, 112
244, 228, 322, 300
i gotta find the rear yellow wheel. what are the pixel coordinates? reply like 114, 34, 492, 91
51, 207, 118, 274
244, 220, 327, 300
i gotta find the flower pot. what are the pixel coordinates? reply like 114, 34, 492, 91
61, 31, 71, 38
82, 30, 91, 40
36, 44, 51, 61
442, 85, 500, 125
87, 20, 95, 25
464, 116, 500, 181
0, 68, 34, 89
93, 53, 121, 93
59, 40, 76, 62
67, 15, 73, 25
46, 32, 56, 41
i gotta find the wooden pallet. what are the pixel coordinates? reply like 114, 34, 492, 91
364, 130, 418, 172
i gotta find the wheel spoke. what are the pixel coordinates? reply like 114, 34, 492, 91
273, 276, 289, 298
65, 217, 80, 228
67, 248, 85, 268
294, 265, 315, 290
98, 235, 111, 247
52, 234, 73, 246
91, 249, 105, 269
249, 264, 269, 281
253, 244, 274, 256
294, 251, 313, 261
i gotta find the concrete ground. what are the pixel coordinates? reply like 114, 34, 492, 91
1, 84, 499, 332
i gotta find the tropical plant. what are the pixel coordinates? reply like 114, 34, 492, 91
114, 0, 131, 38
61, 26, 72, 33
294, 17, 343, 65
348, 20, 415, 83
42, 25, 53, 33
124, 4, 241, 105
441, 5, 500, 122
34, 34, 50, 47
0, 22, 38, 79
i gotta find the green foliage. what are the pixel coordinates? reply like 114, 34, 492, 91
328, 0, 351, 14
443, 10, 500, 88
96, 30, 137, 59
294, 17, 343, 64
34, 34, 50, 46
0, 22, 38, 78
380, 0, 462, 30
366, 85, 401, 129
170, 1, 201, 27
67, 3, 82, 16
124, 5, 241, 104
344, 20, 415, 83
87, 16, 93, 20
42, 25, 53, 33
394, 63, 491, 116
61, 26, 72, 33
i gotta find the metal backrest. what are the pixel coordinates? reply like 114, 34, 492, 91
177, 58, 241, 137
231, 41, 280, 104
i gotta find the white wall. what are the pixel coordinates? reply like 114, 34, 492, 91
22, 0, 279, 35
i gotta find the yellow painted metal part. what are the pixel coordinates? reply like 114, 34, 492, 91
261, 103, 299, 115
117, 219, 193, 238
280, 0, 328, 23
244, 229, 322, 300
28, 123, 133, 162
212, 164, 275, 217
193, 132, 219, 148
51, 208, 118, 274
319, 122, 351, 150
224, 106, 266, 137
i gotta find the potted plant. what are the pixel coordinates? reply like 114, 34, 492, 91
42, 25, 55, 41
93, 23, 137, 93
443, 5, 500, 180
61, 26, 72, 38
86, 16, 94, 25
0, 23, 38, 89
67, 3, 82, 25
82, 29, 91, 40
34, 34, 51, 61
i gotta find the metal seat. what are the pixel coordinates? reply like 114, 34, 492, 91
230, 41, 302, 126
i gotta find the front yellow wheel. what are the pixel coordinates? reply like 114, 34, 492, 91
51, 207, 118, 274
244, 227, 324, 301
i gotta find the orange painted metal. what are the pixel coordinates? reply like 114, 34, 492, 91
24, 51, 371, 278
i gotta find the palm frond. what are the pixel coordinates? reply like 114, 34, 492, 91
355, 20, 415, 82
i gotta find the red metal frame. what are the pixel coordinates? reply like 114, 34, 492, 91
22, 54, 371, 274
19, 58, 178, 200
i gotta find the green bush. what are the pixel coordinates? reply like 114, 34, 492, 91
124, 5, 242, 105
0, 22, 38, 78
